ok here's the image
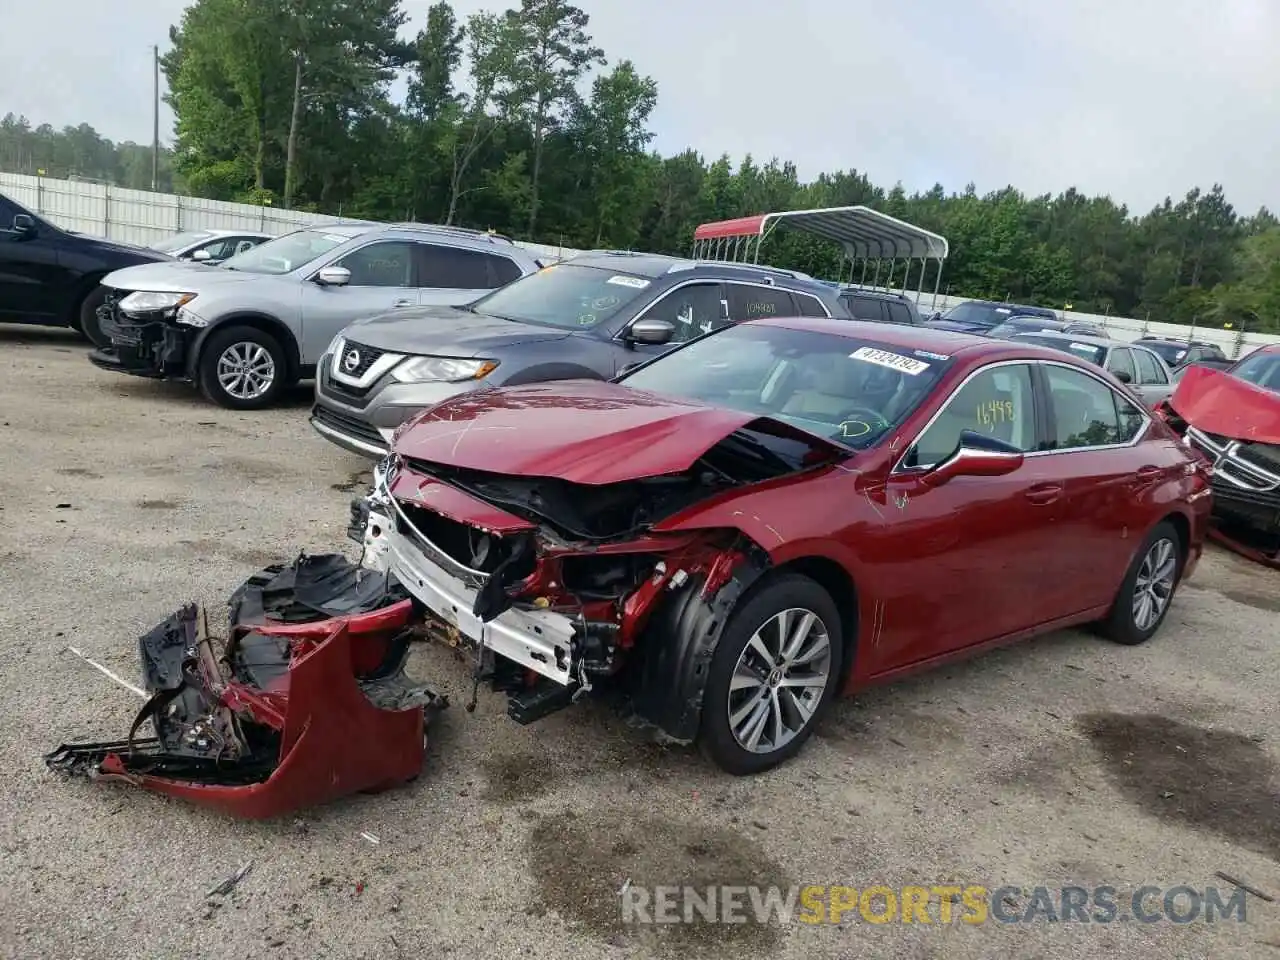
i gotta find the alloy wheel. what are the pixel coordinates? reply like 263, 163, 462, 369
727, 607, 832, 754
1132, 537, 1177, 632
216, 342, 276, 401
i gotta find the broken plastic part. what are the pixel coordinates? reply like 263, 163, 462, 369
45, 555, 448, 818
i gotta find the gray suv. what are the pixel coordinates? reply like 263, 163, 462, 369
310, 251, 849, 457
89, 223, 542, 409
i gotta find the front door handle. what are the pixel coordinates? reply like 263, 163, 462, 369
1025, 482, 1063, 505
393, 298, 413, 307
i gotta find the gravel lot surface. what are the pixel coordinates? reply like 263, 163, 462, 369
1, 323, 1278, 960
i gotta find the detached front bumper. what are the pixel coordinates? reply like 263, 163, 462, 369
45, 554, 447, 818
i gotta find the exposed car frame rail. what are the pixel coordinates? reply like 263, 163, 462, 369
691, 206, 950, 312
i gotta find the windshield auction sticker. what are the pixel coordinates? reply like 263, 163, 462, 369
850, 346, 930, 376
607, 275, 650, 288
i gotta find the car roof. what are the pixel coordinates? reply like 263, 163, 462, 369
839, 287, 913, 302
1009, 330, 1134, 348
561, 252, 837, 294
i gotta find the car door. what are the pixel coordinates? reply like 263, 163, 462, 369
1130, 345, 1172, 406
0, 196, 64, 323
416, 243, 502, 306
872, 361, 1063, 669
296, 239, 418, 362
1037, 361, 1156, 609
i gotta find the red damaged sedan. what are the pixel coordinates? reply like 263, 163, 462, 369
353, 317, 1212, 774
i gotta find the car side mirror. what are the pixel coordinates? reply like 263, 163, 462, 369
191, 248, 212, 262
315, 266, 351, 287
627, 318, 674, 345
9, 213, 35, 237
922, 430, 1024, 488
1112, 369, 1132, 384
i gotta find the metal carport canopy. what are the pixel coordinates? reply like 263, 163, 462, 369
692, 205, 949, 261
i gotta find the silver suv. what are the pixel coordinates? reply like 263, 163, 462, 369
89, 223, 542, 409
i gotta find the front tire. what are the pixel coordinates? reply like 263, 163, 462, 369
76, 285, 112, 348
698, 574, 844, 775
1098, 520, 1184, 645
197, 325, 289, 410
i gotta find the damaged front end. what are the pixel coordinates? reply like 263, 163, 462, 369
87, 289, 196, 379
1156, 366, 1280, 568
45, 555, 448, 818
348, 422, 823, 740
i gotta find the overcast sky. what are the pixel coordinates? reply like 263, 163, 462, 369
3, 0, 1276, 215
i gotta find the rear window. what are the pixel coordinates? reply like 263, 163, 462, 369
842, 295, 886, 323
1139, 340, 1189, 365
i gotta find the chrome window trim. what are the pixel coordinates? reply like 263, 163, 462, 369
891, 357, 1152, 475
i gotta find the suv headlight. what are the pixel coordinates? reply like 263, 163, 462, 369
390, 357, 498, 383
118, 291, 196, 316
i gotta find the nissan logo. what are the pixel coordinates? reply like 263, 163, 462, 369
343, 348, 362, 372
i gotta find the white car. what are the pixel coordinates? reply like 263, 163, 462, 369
148, 229, 273, 265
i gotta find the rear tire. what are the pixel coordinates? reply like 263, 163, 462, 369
697, 574, 844, 775
77, 286, 111, 348
197, 325, 289, 410
1098, 520, 1184, 646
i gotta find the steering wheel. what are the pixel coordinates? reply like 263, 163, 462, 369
834, 407, 890, 441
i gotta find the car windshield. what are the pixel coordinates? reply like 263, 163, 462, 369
1139, 341, 1190, 365
1230, 351, 1280, 393
150, 230, 214, 253
472, 263, 653, 329
620, 322, 954, 448
219, 229, 353, 275
1012, 333, 1108, 366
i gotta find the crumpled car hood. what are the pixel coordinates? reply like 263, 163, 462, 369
393, 379, 849, 485
1169, 364, 1280, 444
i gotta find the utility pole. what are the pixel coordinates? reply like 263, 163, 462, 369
152, 44, 160, 191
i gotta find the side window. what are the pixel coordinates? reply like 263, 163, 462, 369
1044, 365, 1127, 449
335, 241, 415, 287
1133, 348, 1167, 384
197, 238, 238, 260
1106, 347, 1137, 382
643, 283, 725, 343
794, 293, 828, 317
416, 245, 492, 289
1115, 392, 1147, 442
488, 255, 523, 287
907, 364, 1037, 468
886, 302, 913, 326
726, 283, 795, 322
843, 295, 886, 323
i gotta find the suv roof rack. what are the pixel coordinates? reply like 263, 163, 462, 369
390, 222, 515, 245
698, 260, 814, 281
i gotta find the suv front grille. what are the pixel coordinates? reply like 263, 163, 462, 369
334, 341, 385, 379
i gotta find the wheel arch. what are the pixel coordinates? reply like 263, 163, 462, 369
189, 313, 302, 382
765, 555, 860, 687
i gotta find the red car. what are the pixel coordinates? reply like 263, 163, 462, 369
353, 317, 1212, 774
1154, 343, 1280, 562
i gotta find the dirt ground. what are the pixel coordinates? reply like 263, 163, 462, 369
1, 323, 1278, 960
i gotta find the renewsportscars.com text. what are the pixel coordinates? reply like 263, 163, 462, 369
620, 883, 1249, 926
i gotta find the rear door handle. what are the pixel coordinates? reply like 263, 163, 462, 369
1025, 482, 1063, 505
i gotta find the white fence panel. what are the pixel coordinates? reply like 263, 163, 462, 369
3, 171, 1276, 356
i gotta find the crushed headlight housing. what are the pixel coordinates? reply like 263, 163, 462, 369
390, 356, 498, 383
118, 290, 196, 316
